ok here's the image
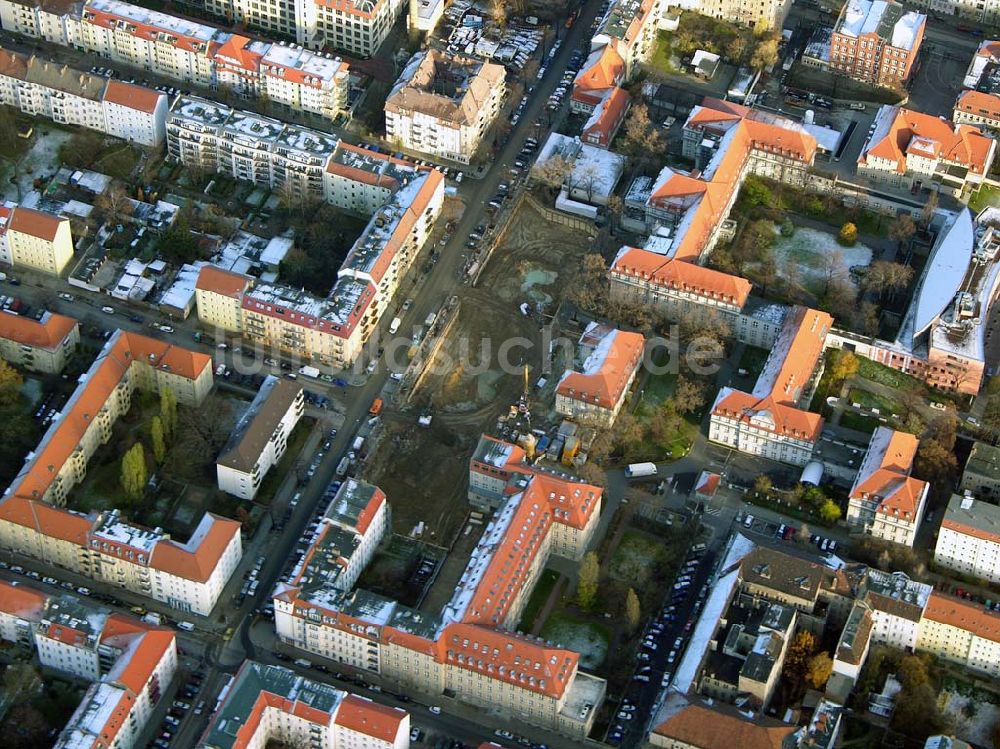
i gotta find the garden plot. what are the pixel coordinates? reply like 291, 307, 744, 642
771, 225, 874, 296
2, 129, 73, 202
940, 689, 1000, 747
541, 612, 610, 670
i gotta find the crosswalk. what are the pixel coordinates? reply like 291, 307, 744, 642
704, 506, 722, 517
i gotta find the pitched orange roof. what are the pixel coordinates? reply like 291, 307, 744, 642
924, 592, 1000, 643
0, 311, 76, 350
572, 44, 625, 106
582, 86, 630, 146
556, 323, 644, 408
353, 487, 385, 535
850, 427, 926, 518
112, 629, 175, 694
196, 265, 252, 298
334, 694, 407, 742
0, 497, 93, 544
610, 248, 752, 307
99, 613, 151, 647
686, 97, 749, 127
150, 513, 241, 582
956, 90, 1000, 122
712, 389, 824, 441
652, 703, 797, 749
214, 34, 263, 71
441, 622, 579, 699
9, 205, 64, 241
0, 578, 48, 619
753, 306, 832, 407
103, 79, 163, 114
863, 106, 994, 175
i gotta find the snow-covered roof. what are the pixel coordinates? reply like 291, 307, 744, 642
910, 209, 975, 337
891, 11, 924, 50
803, 123, 844, 153
672, 566, 739, 695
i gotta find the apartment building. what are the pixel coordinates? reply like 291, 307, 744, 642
79, 0, 217, 85
407, 0, 442, 32
571, 45, 626, 114
917, 592, 1000, 677
202, 0, 297, 40
214, 36, 349, 122
829, 0, 925, 87
0, 0, 353, 122
650, 697, 798, 749
710, 307, 831, 466
845, 427, 929, 547
385, 50, 506, 165
217, 375, 304, 500
962, 442, 1000, 502
195, 264, 252, 332
0, 330, 244, 615
0, 47, 171, 142
687, 0, 795, 29
858, 106, 995, 197
934, 493, 1000, 583
954, 90, 1000, 133
0, 580, 178, 749
274, 459, 606, 737
0, 309, 79, 373
190, 138, 444, 368
467, 435, 531, 511
199, 661, 410, 749
303, 0, 405, 57
906, 0, 1000, 25
3, 204, 74, 275
625, 100, 817, 250
608, 247, 752, 331
592, 0, 661, 77
581, 86, 630, 149
555, 323, 644, 428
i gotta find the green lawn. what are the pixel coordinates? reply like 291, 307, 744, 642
840, 411, 880, 434
857, 357, 925, 392
970, 184, 1000, 214
847, 388, 900, 415
737, 346, 771, 381
643, 368, 677, 407
649, 31, 681, 76
517, 569, 561, 633
540, 611, 611, 670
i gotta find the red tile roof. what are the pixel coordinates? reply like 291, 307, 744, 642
0, 311, 76, 350
214, 35, 264, 72
149, 513, 241, 582
955, 90, 1000, 123
196, 265, 252, 298
850, 428, 927, 519
0, 578, 48, 619
9, 205, 64, 241
924, 591, 1000, 643
103, 79, 164, 114
755, 306, 832, 407
712, 389, 824, 441
334, 694, 407, 742
863, 106, 994, 175
651, 703, 797, 749
556, 324, 644, 409
582, 86, 630, 147
610, 247, 752, 308
572, 45, 625, 107
441, 622, 579, 699
353, 487, 385, 536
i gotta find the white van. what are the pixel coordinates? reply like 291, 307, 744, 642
389, 317, 402, 334
178, 621, 195, 631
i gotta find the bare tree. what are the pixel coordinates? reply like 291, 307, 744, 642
94, 183, 134, 227
531, 154, 572, 190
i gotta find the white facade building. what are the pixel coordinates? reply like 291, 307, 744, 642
385, 50, 506, 164
217, 376, 304, 500
934, 493, 1000, 583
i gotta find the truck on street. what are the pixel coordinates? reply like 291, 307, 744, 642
625, 462, 658, 478
299, 366, 320, 379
